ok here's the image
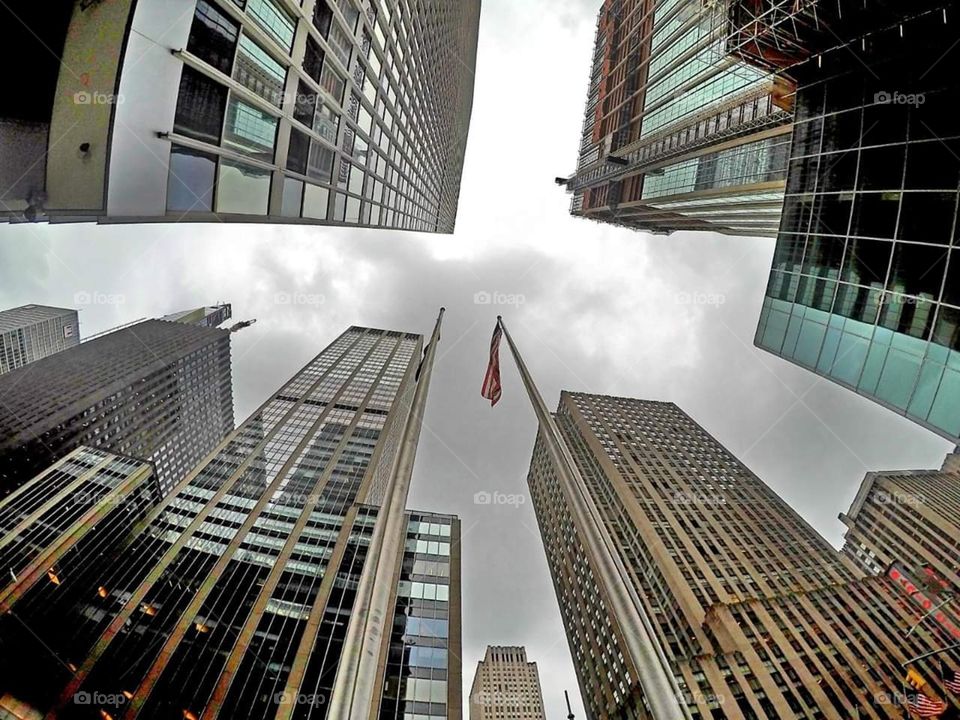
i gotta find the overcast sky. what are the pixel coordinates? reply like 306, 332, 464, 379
0, 0, 955, 716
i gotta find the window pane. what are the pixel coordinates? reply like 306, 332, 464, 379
303, 36, 324, 84
223, 95, 277, 161
314, 103, 340, 143
233, 35, 285, 106
217, 159, 270, 214
320, 65, 345, 103
246, 0, 295, 51
280, 177, 303, 217
188, 0, 239, 75
287, 129, 309, 174
174, 67, 228, 144
293, 80, 316, 126
345, 196, 360, 223
307, 141, 334, 182
327, 22, 353, 65
167, 146, 216, 212
312, 0, 333, 36
302, 184, 329, 219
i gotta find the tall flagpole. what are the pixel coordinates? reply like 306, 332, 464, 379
327, 308, 445, 720
497, 316, 690, 720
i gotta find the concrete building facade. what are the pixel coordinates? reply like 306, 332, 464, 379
468, 646, 546, 720
0, 304, 80, 375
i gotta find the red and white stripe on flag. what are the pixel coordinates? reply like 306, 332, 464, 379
909, 694, 947, 717
481, 322, 503, 407
946, 670, 960, 695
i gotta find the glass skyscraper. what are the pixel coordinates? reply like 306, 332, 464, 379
0, 0, 479, 233
744, 2, 960, 440
561, 0, 793, 236
0, 317, 235, 497
0, 324, 462, 720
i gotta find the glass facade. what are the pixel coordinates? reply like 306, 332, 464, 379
165, 0, 479, 232
0, 325, 461, 720
565, 0, 792, 236
755, 9, 960, 441
0, 304, 80, 375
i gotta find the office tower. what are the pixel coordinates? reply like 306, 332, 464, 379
161, 303, 233, 328
468, 646, 546, 720
0, 304, 80, 375
0, 447, 159, 616
0, 318, 234, 497
0, 323, 462, 720
559, 0, 793, 236
840, 451, 960, 585
741, 2, 960, 441
382, 511, 463, 720
527, 391, 960, 719
0, 0, 479, 233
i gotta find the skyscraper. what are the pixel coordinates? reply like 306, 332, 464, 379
468, 646, 546, 720
526, 391, 960, 719
0, 321, 462, 720
0, 0, 480, 233
560, 0, 793, 236
0, 317, 234, 497
740, 1, 960, 441
160, 303, 233, 328
0, 304, 80, 375
840, 450, 960, 584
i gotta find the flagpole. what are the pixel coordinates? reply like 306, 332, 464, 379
327, 308, 444, 720
496, 316, 690, 720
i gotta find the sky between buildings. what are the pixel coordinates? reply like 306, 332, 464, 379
0, 0, 953, 716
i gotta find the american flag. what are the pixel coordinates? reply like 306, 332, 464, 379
909, 694, 947, 717
480, 321, 503, 407
945, 669, 960, 695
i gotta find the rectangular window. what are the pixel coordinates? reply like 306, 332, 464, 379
302, 183, 329, 219
167, 146, 216, 212
312, 0, 333, 37
217, 159, 270, 214
287, 128, 310, 174
313, 103, 340, 143
187, 0, 240, 75
223, 95, 278, 161
281, 177, 303, 217
320, 65, 345, 103
303, 36, 325, 83
307, 142, 335, 182
327, 21, 353, 65
174, 66, 228, 144
233, 35, 286, 106
294, 80, 317, 126
246, 0, 295, 51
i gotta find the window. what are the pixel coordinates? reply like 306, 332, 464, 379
174, 67, 228, 144
303, 36, 324, 83
223, 95, 278, 161
312, 0, 333, 36
234, 35, 285, 106
281, 177, 303, 217
314, 103, 340, 143
320, 65, 345, 103
167, 146, 216, 212
307, 142, 335, 182
246, 0, 295, 51
287, 128, 310, 174
327, 22, 353, 65
187, 0, 239, 74
218, 159, 270, 214
294, 80, 316, 126
303, 184, 329, 219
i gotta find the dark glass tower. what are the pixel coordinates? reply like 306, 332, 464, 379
744, 1, 960, 441
0, 318, 234, 497
0, 324, 461, 720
